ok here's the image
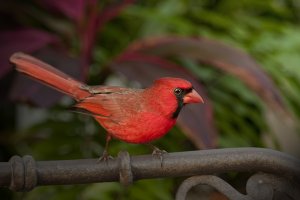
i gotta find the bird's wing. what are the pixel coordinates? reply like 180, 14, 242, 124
74, 87, 143, 121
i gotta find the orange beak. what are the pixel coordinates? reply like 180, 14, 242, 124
183, 89, 204, 104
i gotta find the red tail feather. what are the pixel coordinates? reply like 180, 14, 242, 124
10, 52, 91, 101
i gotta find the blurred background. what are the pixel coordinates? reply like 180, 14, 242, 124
1, 0, 300, 199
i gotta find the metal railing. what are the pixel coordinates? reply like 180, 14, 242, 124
1, 148, 300, 199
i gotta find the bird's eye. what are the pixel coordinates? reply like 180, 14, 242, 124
174, 88, 183, 96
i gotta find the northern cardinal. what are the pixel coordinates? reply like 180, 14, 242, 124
10, 52, 204, 160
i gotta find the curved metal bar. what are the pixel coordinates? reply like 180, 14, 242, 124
0, 148, 299, 192
246, 173, 300, 199
176, 173, 300, 200
175, 175, 252, 200
175, 172, 300, 200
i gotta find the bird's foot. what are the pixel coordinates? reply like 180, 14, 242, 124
97, 150, 114, 163
151, 146, 167, 167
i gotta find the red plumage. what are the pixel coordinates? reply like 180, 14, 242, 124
10, 52, 203, 153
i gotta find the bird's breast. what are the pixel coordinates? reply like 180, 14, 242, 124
96, 113, 176, 144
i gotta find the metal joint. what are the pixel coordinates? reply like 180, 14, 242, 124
9, 155, 37, 192
118, 151, 133, 186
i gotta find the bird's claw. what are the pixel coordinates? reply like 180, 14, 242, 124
152, 147, 167, 167
152, 148, 167, 156
97, 150, 114, 163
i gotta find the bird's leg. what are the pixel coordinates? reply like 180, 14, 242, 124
147, 144, 167, 167
97, 134, 113, 162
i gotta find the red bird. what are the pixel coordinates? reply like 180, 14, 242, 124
10, 52, 204, 160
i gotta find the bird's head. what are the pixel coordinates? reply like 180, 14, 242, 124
147, 77, 204, 118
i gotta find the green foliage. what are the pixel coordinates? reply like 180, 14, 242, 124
250, 27, 300, 117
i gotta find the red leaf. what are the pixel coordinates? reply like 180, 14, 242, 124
80, 0, 135, 77
0, 28, 58, 79
111, 52, 217, 149
98, 0, 135, 26
127, 36, 286, 111
38, 0, 89, 22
